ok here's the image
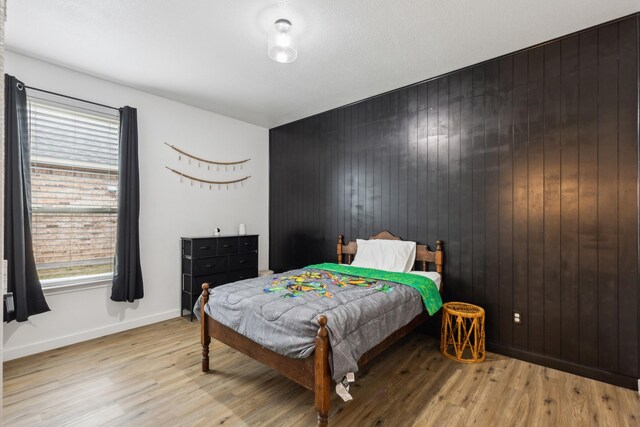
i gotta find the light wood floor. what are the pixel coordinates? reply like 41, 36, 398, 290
3, 318, 639, 426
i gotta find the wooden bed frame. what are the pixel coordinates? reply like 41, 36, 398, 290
200, 231, 443, 426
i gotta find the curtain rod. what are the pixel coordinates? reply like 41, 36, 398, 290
20, 84, 121, 112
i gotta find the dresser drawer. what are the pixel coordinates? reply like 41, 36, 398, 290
238, 236, 258, 253
193, 256, 228, 275
227, 268, 258, 283
228, 253, 258, 271
192, 239, 217, 258
184, 273, 228, 293
216, 237, 238, 255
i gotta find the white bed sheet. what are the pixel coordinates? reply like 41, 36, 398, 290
407, 271, 441, 291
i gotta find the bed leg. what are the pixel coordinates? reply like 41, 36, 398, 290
315, 315, 331, 427
201, 283, 211, 372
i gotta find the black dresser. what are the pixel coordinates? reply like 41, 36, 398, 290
181, 234, 258, 320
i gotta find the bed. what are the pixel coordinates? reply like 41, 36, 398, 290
198, 231, 443, 426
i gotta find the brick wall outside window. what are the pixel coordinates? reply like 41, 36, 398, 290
31, 163, 118, 280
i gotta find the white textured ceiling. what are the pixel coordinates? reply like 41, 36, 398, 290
5, 0, 638, 128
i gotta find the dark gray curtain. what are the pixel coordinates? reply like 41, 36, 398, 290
111, 106, 143, 302
4, 74, 50, 322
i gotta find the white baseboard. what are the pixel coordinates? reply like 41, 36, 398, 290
3, 309, 181, 361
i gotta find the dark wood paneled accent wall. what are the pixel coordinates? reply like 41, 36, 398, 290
269, 15, 639, 388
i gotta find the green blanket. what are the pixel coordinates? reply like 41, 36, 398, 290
306, 263, 443, 315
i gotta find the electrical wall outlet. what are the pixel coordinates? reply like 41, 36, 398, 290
513, 311, 522, 325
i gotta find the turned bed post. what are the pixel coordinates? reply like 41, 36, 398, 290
435, 240, 444, 292
201, 283, 211, 372
315, 315, 331, 427
337, 235, 344, 264
435, 240, 444, 273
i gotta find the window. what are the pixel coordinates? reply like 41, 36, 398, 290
27, 91, 120, 287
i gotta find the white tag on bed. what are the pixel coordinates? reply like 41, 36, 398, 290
336, 382, 353, 402
346, 372, 355, 383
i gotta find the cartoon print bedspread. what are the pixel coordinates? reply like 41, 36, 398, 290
194, 266, 438, 383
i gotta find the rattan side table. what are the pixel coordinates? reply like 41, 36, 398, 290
440, 302, 485, 363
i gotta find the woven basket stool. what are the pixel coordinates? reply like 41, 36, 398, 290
440, 302, 485, 363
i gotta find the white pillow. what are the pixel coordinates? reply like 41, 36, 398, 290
349, 240, 377, 269
350, 239, 416, 273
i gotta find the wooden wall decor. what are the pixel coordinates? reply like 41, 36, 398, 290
164, 142, 251, 189
165, 167, 250, 189
268, 14, 639, 389
164, 142, 250, 171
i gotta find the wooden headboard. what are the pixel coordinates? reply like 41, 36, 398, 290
336, 230, 443, 274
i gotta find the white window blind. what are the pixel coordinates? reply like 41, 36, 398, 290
27, 91, 120, 286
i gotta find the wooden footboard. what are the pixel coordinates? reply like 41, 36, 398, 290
200, 283, 331, 425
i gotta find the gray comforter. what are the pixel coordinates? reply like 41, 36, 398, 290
194, 268, 424, 382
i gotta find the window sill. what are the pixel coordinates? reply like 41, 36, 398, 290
42, 274, 113, 296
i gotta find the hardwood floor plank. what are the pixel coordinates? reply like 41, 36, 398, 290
4, 318, 639, 426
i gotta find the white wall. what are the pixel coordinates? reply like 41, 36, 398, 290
3, 51, 269, 360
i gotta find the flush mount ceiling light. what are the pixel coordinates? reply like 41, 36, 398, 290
268, 18, 297, 63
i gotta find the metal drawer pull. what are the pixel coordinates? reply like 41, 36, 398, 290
205, 264, 214, 268
223, 244, 231, 248
199, 246, 210, 250
239, 260, 246, 264
244, 242, 250, 246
